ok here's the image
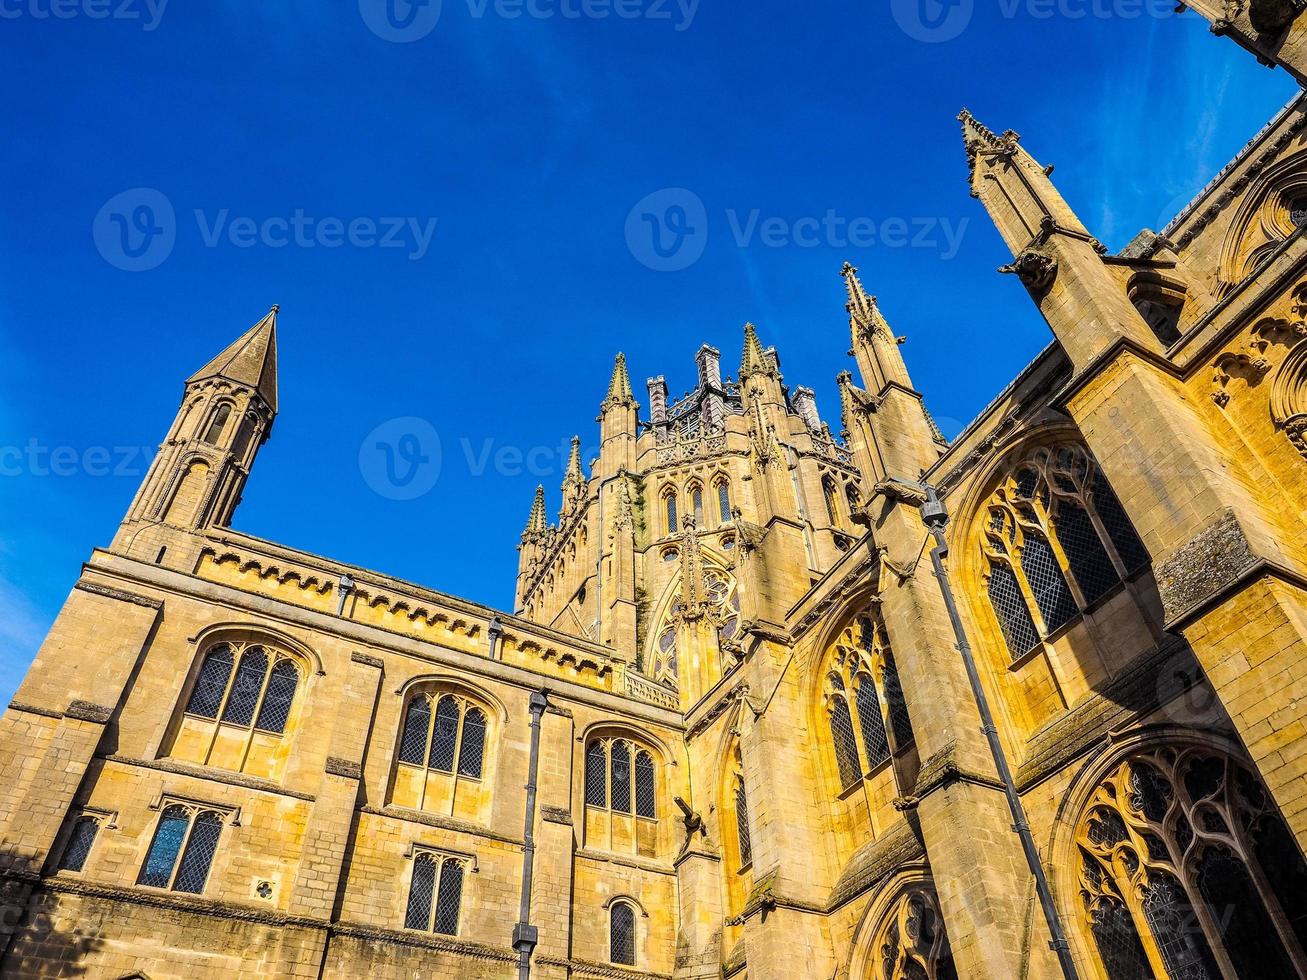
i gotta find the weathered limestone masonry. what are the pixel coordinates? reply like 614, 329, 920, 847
7, 20, 1307, 980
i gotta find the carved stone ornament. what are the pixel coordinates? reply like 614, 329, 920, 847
1249, 0, 1305, 34
1270, 337, 1307, 458
998, 249, 1058, 292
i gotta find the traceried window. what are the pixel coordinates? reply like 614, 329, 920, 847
202, 403, 232, 445
58, 815, 101, 873
734, 773, 753, 869
397, 693, 488, 778
138, 803, 227, 894
172, 639, 304, 778
873, 885, 959, 980
585, 738, 657, 819
1077, 746, 1307, 979
404, 852, 467, 936
610, 900, 637, 966
185, 643, 300, 735
981, 443, 1151, 662
647, 567, 741, 690
690, 483, 704, 527
823, 616, 915, 793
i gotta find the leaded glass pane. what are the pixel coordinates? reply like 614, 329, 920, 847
173, 811, 222, 894
1019, 534, 1079, 632
405, 853, 436, 930
220, 648, 269, 727
253, 659, 298, 733
881, 649, 915, 749
735, 779, 753, 868
186, 646, 234, 718
585, 741, 608, 807
398, 697, 431, 765
457, 707, 486, 778
692, 486, 704, 526
634, 751, 656, 818
823, 479, 839, 524
665, 494, 678, 534
829, 690, 862, 790
1195, 845, 1298, 980
139, 806, 188, 888
718, 482, 731, 523
987, 564, 1040, 659
1054, 500, 1120, 604
611, 741, 632, 814
1089, 900, 1152, 980
1253, 814, 1307, 953
854, 676, 890, 770
428, 696, 460, 772
610, 902, 636, 966
433, 859, 464, 936
1142, 871, 1220, 980
1092, 473, 1151, 573
59, 816, 99, 873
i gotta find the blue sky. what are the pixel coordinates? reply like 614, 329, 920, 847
0, 0, 1295, 704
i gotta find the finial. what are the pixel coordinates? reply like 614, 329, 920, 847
270, 304, 280, 314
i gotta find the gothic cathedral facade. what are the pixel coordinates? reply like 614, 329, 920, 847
5, 12, 1307, 980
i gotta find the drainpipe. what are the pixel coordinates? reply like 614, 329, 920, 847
918, 486, 1081, 980
513, 689, 549, 980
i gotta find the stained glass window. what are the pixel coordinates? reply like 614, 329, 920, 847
139, 805, 224, 894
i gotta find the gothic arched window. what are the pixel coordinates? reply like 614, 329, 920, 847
1076, 746, 1307, 979
663, 488, 679, 536
716, 479, 732, 525
404, 852, 466, 936
58, 815, 101, 873
823, 616, 915, 794
690, 483, 704, 528
174, 639, 304, 778
872, 885, 959, 980
139, 803, 227, 895
585, 738, 658, 820
822, 475, 840, 525
397, 693, 488, 778
981, 444, 1151, 662
610, 900, 637, 966
735, 773, 753, 869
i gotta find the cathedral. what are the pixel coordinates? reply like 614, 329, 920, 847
6, 9, 1307, 979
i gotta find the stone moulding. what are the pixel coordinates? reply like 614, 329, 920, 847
100, 754, 316, 803
64, 701, 114, 724
349, 652, 384, 669
331, 921, 516, 962
540, 956, 674, 980
361, 804, 525, 848
324, 757, 361, 779
1155, 508, 1259, 626
7, 701, 64, 720
74, 580, 164, 609
541, 805, 573, 825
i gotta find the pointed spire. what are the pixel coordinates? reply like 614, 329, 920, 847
740, 322, 770, 378
604, 352, 635, 407
958, 108, 1020, 183
563, 435, 583, 486
840, 263, 893, 338
188, 306, 279, 412
524, 484, 547, 537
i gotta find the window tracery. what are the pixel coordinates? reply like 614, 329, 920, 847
584, 737, 658, 819
1076, 746, 1307, 979
873, 886, 959, 980
823, 616, 914, 793
981, 443, 1150, 661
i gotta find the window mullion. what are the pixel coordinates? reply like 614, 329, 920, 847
201, 646, 244, 765
419, 695, 437, 811
1177, 863, 1241, 980
1009, 528, 1055, 638
429, 858, 442, 933
1039, 508, 1090, 612
166, 811, 197, 890
1082, 498, 1131, 581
